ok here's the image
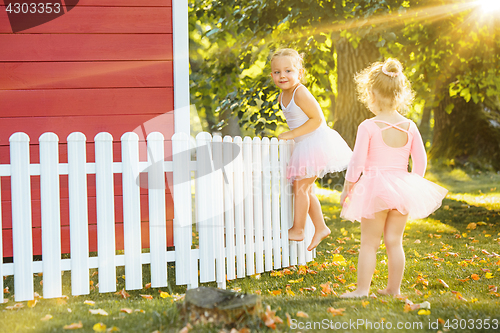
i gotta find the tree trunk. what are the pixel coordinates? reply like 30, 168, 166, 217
220, 108, 242, 137
333, 38, 379, 148
431, 93, 500, 170
418, 105, 432, 146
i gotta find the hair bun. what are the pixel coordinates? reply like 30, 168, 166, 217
382, 58, 402, 78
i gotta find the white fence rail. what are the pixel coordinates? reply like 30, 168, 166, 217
1, 131, 315, 302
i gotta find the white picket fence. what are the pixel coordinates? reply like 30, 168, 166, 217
1, 131, 316, 302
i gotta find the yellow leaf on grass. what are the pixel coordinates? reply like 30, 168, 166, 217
159, 291, 171, 298
84, 300, 96, 306
93, 323, 107, 332
485, 273, 494, 279
466, 223, 477, 230
327, 307, 345, 316
40, 314, 53, 321
361, 300, 369, 308
296, 311, 309, 318
140, 294, 153, 300
89, 309, 109, 316
418, 309, 431, 315
286, 313, 292, 327
27, 299, 38, 308
63, 321, 83, 330
288, 277, 304, 283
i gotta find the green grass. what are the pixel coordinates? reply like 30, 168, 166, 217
1, 168, 499, 332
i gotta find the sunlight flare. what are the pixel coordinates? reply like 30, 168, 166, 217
477, 0, 500, 12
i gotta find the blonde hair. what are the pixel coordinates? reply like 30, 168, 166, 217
270, 48, 306, 80
354, 58, 415, 113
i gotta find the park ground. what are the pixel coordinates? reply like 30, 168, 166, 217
1, 167, 499, 332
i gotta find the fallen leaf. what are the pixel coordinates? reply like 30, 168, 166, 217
84, 300, 96, 306
286, 313, 292, 327
144, 283, 151, 289
437, 279, 449, 288
466, 223, 477, 230
140, 294, 153, 300
361, 300, 369, 308
6, 303, 24, 310
471, 274, 480, 281
63, 321, 83, 330
114, 289, 130, 299
485, 273, 494, 279
93, 323, 107, 332
419, 301, 431, 309
27, 299, 38, 308
288, 277, 304, 283
89, 309, 109, 316
120, 308, 133, 314
296, 311, 309, 318
159, 291, 171, 298
327, 307, 345, 316
40, 314, 53, 321
418, 309, 431, 315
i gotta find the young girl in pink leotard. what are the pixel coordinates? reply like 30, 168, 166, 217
270, 48, 352, 251
340, 58, 447, 298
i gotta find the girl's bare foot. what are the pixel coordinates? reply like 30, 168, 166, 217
288, 227, 305, 241
377, 288, 401, 296
340, 290, 368, 298
307, 227, 331, 251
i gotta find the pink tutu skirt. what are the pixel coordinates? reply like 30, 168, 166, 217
287, 124, 352, 182
340, 169, 448, 222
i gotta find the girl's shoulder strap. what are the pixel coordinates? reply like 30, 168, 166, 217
291, 84, 304, 100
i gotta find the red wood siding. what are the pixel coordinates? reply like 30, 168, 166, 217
0, 1, 175, 257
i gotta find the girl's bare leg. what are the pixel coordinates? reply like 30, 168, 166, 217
378, 210, 408, 296
288, 177, 316, 242
341, 210, 387, 298
306, 187, 331, 251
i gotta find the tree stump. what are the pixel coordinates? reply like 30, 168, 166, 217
180, 287, 261, 328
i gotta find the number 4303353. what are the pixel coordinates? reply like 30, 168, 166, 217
6, 2, 62, 14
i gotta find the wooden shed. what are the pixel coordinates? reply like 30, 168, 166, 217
0, 0, 190, 257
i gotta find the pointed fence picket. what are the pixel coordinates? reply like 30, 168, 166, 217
1, 131, 316, 302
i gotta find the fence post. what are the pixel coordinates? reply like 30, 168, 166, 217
287, 141, 298, 266
147, 132, 167, 288
39, 132, 62, 299
172, 132, 193, 287
95, 132, 116, 293
242, 137, 254, 276
270, 138, 281, 270
252, 137, 264, 274
10, 132, 34, 301
261, 138, 273, 272
233, 136, 245, 278
279, 139, 290, 267
196, 132, 215, 283
223, 136, 235, 281
67, 132, 90, 296
121, 132, 143, 290
212, 135, 226, 289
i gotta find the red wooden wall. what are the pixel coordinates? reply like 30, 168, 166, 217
0, 0, 175, 257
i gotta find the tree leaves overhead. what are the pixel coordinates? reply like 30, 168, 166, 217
190, 0, 500, 147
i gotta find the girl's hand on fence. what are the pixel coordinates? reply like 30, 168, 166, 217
278, 131, 294, 141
